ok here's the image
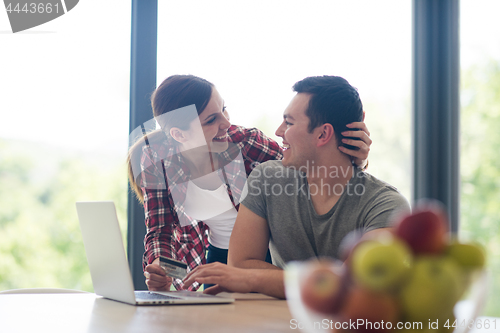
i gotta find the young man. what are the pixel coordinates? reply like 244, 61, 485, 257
182, 76, 410, 298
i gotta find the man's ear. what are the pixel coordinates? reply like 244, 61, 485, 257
170, 127, 187, 143
316, 123, 335, 147
362, 111, 366, 121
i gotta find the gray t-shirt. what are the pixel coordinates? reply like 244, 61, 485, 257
241, 160, 410, 268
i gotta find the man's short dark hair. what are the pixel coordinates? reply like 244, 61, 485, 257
293, 76, 363, 147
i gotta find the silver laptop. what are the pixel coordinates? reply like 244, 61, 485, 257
76, 201, 234, 305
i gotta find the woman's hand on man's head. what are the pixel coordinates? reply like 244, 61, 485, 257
338, 120, 372, 170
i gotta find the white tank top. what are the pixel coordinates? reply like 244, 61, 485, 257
182, 179, 237, 249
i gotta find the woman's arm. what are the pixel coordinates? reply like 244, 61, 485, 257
136, 142, 207, 291
230, 126, 283, 173
234, 123, 371, 171
142, 186, 208, 291
142, 188, 177, 268
142, 188, 178, 291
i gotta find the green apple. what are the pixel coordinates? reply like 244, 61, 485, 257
445, 241, 485, 296
446, 241, 485, 269
351, 235, 413, 291
400, 256, 462, 322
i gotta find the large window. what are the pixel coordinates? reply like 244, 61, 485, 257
0, 0, 130, 291
2, 1, 498, 318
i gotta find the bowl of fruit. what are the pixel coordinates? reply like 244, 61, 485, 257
285, 200, 488, 333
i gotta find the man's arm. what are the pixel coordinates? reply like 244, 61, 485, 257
183, 228, 395, 299
182, 204, 287, 298
228, 203, 286, 298
183, 212, 396, 299
228, 204, 276, 269
361, 227, 394, 240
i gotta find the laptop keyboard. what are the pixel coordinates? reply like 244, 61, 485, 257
135, 291, 180, 300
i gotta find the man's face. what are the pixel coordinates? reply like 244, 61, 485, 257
275, 93, 318, 169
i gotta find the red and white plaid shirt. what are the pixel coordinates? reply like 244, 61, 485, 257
137, 125, 282, 290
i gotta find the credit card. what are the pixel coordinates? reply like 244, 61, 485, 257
159, 256, 188, 280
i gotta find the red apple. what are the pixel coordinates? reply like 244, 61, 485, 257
393, 201, 449, 255
339, 286, 400, 333
300, 263, 350, 315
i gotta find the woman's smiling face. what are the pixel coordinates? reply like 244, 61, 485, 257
177, 87, 231, 153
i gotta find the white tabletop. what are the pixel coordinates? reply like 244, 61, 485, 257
0, 292, 293, 333
1, 292, 498, 333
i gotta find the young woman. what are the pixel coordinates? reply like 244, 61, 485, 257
127, 75, 371, 291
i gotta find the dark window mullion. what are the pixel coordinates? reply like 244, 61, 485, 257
128, 0, 158, 290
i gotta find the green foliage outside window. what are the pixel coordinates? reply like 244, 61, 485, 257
0, 141, 127, 292
461, 60, 500, 316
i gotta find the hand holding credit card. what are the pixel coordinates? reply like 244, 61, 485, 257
159, 256, 188, 280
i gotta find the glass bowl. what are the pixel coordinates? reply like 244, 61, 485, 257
285, 260, 489, 333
